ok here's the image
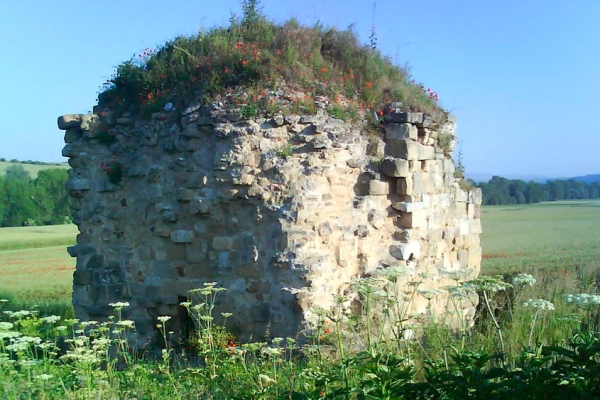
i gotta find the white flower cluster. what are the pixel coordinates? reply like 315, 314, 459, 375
465, 276, 511, 293
522, 299, 555, 311
565, 293, 600, 307
439, 268, 475, 282
416, 288, 444, 300
108, 302, 130, 309
512, 273, 537, 287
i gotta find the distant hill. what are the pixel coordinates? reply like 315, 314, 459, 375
567, 174, 600, 184
466, 172, 552, 183
0, 160, 69, 179
467, 172, 600, 184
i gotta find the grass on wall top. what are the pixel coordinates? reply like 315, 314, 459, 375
97, 0, 446, 123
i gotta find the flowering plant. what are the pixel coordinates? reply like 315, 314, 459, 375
101, 159, 123, 185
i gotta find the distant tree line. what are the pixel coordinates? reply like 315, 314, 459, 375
477, 176, 600, 205
0, 157, 63, 166
0, 165, 71, 227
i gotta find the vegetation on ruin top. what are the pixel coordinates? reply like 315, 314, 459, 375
97, 0, 445, 122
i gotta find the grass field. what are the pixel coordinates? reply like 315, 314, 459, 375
0, 224, 76, 315
480, 200, 600, 276
0, 160, 69, 178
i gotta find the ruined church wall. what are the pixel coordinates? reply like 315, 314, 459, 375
58, 100, 482, 346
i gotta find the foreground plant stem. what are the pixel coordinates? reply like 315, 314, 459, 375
483, 291, 505, 353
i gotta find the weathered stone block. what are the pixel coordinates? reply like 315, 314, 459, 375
385, 140, 435, 160
380, 158, 410, 177
396, 176, 413, 196
468, 247, 482, 268
170, 230, 195, 243
67, 244, 95, 257
387, 112, 424, 125
390, 242, 421, 261
64, 129, 82, 143
212, 236, 235, 251
186, 241, 208, 263
62, 143, 82, 158
469, 219, 482, 235
176, 188, 195, 202
368, 180, 390, 195
57, 114, 83, 130
470, 188, 483, 205
66, 178, 90, 191
392, 201, 425, 212
398, 210, 427, 229
385, 123, 417, 140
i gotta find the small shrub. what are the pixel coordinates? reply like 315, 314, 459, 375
101, 159, 123, 185
92, 125, 118, 146
240, 103, 259, 119
290, 98, 317, 115
276, 143, 293, 158
438, 133, 454, 156
328, 104, 349, 121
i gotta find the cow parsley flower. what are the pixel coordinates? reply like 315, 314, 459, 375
565, 293, 600, 307
512, 273, 536, 287
523, 299, 554, 311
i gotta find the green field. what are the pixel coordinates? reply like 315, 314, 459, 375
480, 200, 600, 276
0, 160, 69, 178
0, 224, 76, 313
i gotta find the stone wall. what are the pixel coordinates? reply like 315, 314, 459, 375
58, 97, 482, 347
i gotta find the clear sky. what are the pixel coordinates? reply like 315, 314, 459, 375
1, 0, 598, 177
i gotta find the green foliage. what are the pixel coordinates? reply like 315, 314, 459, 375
327, 103, 350, 121
91, 124, 117, 146
98, 1, 444, 123
4, 164, 31, 181
240, 103, 259, 119
276, 143, 293, 158
478, 176, 600, 205
101, 160, 124, 185
0, 168, 71, 227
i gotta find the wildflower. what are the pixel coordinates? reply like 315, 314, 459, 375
320, 67, 327, 73
523, 299, 555, 311
440, 267, 475, 282
41, 315, 61, 324
109, 302, 130, 309
157, 316, 171, 323
365, 82, 372, 88
512, 273, 536, 287
416, 288, 444, 300
221, 312, 232, 318
258, 374, 275, 387
35, 374, 54, 381
116, 320, 135, 328
565, 293, 600, 307
0, 321, 14, 331
465, 276, 511, 292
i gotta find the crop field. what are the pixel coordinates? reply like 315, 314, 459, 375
480, 200, 600, 276
0, 224, 76, 315
0, 160, 69, 178
1, 202, 599, 398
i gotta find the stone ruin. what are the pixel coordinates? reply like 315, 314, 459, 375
58, 96, 482, 348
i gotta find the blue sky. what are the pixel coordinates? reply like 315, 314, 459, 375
1, 0, 598, 177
